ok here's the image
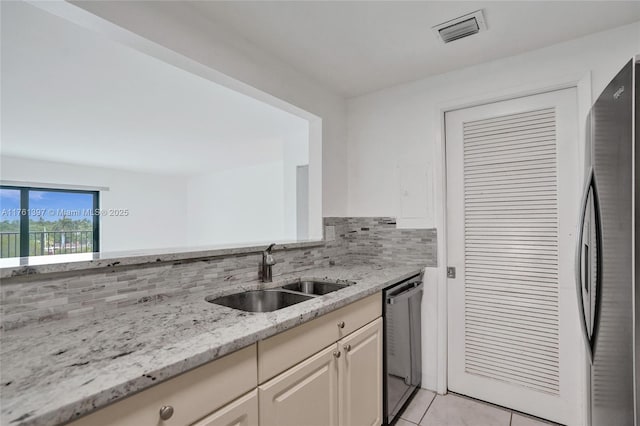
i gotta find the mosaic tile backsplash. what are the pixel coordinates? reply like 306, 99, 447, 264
0, 217, 436, 330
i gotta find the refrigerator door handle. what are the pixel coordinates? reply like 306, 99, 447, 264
575, 166, 604, 363
590, 169, 604, 361
575, 166, 594, 362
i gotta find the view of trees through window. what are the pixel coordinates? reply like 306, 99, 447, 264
0, 187, 99, 258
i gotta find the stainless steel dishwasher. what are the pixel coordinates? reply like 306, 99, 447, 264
383, 273, 424, 425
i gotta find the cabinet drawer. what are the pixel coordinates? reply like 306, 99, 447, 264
258, 293, 381, 383
191, 390, 258, 426
338, 293, 381, 338
68, 345, 257, 426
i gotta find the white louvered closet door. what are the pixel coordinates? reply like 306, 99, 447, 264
446, 88, 581, 425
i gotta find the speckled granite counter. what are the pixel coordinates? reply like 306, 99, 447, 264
0, 263, 423, 426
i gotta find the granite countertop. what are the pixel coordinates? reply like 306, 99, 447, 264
0, 263, 424, 426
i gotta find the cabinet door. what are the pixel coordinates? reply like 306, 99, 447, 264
338, 318, 383, 426
191, 390, 258, 426
259, 345, 338, 426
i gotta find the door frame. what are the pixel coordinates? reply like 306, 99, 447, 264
433, 72, 592, 424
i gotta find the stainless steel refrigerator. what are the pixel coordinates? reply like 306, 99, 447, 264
576, 57, 638, 426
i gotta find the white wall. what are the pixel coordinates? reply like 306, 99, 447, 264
0, 156, 189, 252
348, 21, 640, 223
70, 0, 348, 218
282, 129, 310, 239
346, 22, 640, 393
186, 162, 290, 247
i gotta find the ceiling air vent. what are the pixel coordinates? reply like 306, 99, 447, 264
433, 10, 486, 44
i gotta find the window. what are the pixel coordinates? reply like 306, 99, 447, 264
0, 186, 99, 258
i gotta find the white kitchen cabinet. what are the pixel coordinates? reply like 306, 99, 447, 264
258, 293, 381, 383
258, 345, 339, 426
67, 345, 257, 426
191, 390, 258, 426
259, 317, 383, 426
338, 318, 383, 426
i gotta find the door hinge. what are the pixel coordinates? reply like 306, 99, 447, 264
447, 267, 456, 279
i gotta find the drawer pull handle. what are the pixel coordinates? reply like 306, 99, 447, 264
344, 344, 351, 352
159, 405, 174, 420
333, 350, 341, 358
337, 321, 345, 329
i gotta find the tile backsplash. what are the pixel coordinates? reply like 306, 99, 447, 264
325, 217, 437, 266
1, 217, 436, 330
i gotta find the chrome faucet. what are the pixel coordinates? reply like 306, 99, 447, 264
261, 243, 276, 282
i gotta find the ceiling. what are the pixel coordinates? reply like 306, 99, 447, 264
0, 1, 308, 175
189, 1, 640, 97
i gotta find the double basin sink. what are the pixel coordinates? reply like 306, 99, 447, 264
205, 279, 354, 313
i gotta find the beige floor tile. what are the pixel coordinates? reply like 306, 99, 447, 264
419, 394, 511, 426
395, 419, 419, 426
511, 413, 555, 426
400, 388, 437, 424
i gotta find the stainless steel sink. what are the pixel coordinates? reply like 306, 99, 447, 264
279, 280, 351, 295
206, 290, 313, 312
206, 279, 354, 312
